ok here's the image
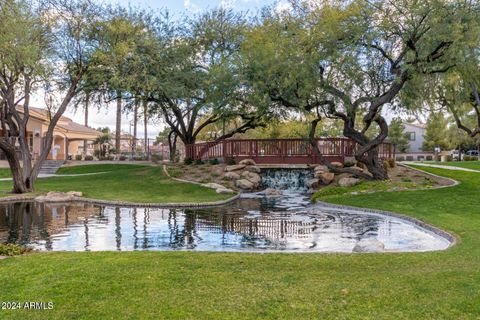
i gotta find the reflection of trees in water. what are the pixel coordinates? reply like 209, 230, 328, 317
0, 202, 100, 249
333, 213, 383, 241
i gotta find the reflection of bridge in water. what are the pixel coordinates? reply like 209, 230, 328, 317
0, 202, 392, 251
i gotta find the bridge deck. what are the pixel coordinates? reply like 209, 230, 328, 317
186, 138, 394, 164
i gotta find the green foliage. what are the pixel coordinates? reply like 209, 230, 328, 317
184, 158, 193, 165
209, 158, 220, 165
75, 155, 83, 161
226, 158, 236, 165
0, 244, 31, 256
388, 118, 410, 153
84, 156, 94, 161
422, 112, 451, 151
194, 159, 205, 165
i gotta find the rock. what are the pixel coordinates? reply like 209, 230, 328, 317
331, 161, 344, 168
225, 164, 246, 172
241, 171, 262, 187
216, 188, 235, 194
314, 165, 329, 173
202, 183, 226, 190
306, 178, 320, 189
353, 238, 385, 253
224, 172, 240, 180
235, 179, 255, 190
318, 172, 335, 185
239, 159, 256, 166
264, 188, 283, 197
338, 177, 361, 187
244, 165, 261, 173
67, 191, 83, 197
351, 166, 365, 173
35, 191, 75, 203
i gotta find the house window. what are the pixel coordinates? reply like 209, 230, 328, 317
406, 132, 416, 141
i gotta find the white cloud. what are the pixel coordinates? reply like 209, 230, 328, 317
275, 1, 292, 13
184, 0, 201, 13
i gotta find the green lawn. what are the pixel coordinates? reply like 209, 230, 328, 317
0, 168, 11, 178
0, 164, 232, 203
421, 160, 480, 170
56, 163, 147, 175
0, 167, 479, 319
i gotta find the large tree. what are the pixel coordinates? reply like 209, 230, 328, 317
145, 8, 272, 149
241, 0, 466, 179
0, 0, 102, 193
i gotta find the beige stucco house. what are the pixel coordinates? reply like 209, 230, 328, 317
0, 107, 101, 161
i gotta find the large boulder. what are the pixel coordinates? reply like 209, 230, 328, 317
225, 164, 246, 172
224, 172, 240, 180
202, 183, 226, 190
35, 191, 75, 203
353, 238, 385, 253
338, 177, 361, 187
318, 172, 335, 185
331, 161, 344, 168
314, 165, 329, 173
235, 179, 255, 190
264, 188, 283, 197
241, 171, 262, 187
67, 191, 83, 197
216, 188, 235, 194
244, 165, 261, 174
306, 178, 320, 189
239, 159, 256, 166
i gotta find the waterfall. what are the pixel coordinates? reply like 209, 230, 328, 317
261, 168, 314, 191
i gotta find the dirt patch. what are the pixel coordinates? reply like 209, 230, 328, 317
390, 165, 453, 187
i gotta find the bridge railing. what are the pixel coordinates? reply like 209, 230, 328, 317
185, 138, 394, 164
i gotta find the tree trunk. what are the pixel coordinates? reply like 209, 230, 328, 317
143, 99, 148, 159
83, 92, 89, 156
133, 100, 138, 156
168, 130, 178, 162
115, 94, 122, 157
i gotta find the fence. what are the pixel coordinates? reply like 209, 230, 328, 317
185, 138, 394, 164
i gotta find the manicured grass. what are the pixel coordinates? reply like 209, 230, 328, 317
0, 164, 232, 203
0, 166, 479, 319
421, 160, 480, 170
56, 163, 146, 175
0, 168, 11, 178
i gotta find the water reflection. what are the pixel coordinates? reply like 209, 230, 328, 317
0, 198, 450, 253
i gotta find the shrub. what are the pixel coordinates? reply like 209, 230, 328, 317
209, 158, 220, 165
0, 244, 31, 256
226, 157, 236, 165
426, 155, 433, 161
75, 154, 82, 161
383, 160, 390, 172
396, 156, 405, 161
133, 156, 145, 161
84, 155, 94, 161
184, 158, 193, 165
388, 158, 396, 168
151, 154, 163, 164
119, 155, 127, 161
194, 159, 204, 165
446, 155, 453, 162
108, 156, 115, 161
343, 161, 356, 168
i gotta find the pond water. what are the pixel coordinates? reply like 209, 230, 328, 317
0, 192, 450, 253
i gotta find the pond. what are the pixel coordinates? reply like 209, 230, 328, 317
0, 192, 451, 253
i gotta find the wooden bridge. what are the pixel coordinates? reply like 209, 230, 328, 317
185, 138, 394, 165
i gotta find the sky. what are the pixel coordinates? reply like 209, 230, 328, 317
32, 0, 282, 139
